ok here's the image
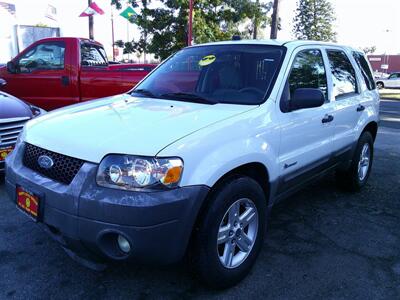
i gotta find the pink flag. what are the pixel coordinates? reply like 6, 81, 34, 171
79, 2, 104, 17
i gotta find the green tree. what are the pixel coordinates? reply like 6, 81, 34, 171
112, 0, 272, 60
362, 46, 376, 55
292, 0, 336, 42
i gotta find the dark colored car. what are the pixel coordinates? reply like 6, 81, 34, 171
0, 90, 45, 172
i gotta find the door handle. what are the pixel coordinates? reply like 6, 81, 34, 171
61, 76, 69, 86
0, 78, 6, 87
357, 104, 365, 112
322, 114, 334, 123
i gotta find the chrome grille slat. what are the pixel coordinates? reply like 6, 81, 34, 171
1, 129, 24, 136
2, 136, 18, 142
0, 124, 25, 131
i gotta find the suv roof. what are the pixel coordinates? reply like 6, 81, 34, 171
189, 39, 359, 53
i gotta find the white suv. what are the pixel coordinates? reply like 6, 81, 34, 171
5, 40, 379, 288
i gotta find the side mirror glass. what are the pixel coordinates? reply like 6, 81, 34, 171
6, 61, 17, 73
290, 88, 325, 111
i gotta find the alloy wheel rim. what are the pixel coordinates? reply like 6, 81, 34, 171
217, 198, 258, 269
358, 143, 370, 181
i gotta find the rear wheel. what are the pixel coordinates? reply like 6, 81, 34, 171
191, 176, 267, 289
336, 131, 374, 191
376, 82, 384, 89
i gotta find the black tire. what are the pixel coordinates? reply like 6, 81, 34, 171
190, 176, 267, 289
376, 82, 384, 89
336, 131, 374, 191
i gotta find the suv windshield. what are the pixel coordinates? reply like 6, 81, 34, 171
133, 44, 285, 105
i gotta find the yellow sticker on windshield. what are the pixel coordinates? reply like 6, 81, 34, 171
199, 55, 216, 66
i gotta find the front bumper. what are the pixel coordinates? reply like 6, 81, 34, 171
5, 142, 209, 265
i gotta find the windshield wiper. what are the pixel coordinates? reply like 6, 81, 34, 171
131, 89, 157, 98
160, 92, 217, 105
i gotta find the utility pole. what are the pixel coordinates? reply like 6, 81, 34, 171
188, 0, 193, 46
111, 5, 115, 61
253, 0, 259, 39
88, 0, 94, 39
270, 0, 279, 39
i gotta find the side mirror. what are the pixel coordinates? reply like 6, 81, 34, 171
290, 88, 325, 111
0, 78, 6, 87
6, 61, 17, 73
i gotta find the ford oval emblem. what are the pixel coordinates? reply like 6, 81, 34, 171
38, 155, 54, 169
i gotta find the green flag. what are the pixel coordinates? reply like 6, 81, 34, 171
119, 7, 137, 22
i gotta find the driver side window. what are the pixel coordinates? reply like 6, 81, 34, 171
281, 49, 327, 112
17, 42, 65, 73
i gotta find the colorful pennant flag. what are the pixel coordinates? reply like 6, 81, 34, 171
119, 6, 138, 22
79, 2, 104, 17
0, 2, 16, 16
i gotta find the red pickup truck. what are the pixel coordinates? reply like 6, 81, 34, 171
0, 37, 156, 110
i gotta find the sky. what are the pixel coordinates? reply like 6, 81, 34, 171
1, 0, 400, 59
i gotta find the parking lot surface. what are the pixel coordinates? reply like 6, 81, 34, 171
0, 99, 399, 299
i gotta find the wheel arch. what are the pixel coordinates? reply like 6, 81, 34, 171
186, 162, 271, 258
361, 121, 378, 141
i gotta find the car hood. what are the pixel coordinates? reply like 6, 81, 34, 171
24, 94, 255, 163
0, 91, 33, 119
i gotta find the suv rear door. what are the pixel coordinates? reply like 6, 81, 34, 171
325, 48, 362, 160
277, 47, 335, 195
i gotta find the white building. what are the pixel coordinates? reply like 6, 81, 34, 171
0, 0, 60, 63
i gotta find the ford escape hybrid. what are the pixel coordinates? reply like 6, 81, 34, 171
5, 40, 379, 288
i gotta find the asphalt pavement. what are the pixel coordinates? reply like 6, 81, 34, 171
0, 99, 399, 299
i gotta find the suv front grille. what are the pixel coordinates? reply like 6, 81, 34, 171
0, 117, 29, 148
23, 143, 84, 185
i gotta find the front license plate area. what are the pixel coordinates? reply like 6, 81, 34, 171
0, 146, 14, 162
16, 186, 41, 222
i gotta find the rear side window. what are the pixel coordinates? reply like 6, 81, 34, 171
388, 73, 400, 79
81, 43, 108, 66
327, 50, 357, 99
352, 52, 376, 90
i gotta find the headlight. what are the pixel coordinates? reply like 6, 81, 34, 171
96, 155, 184, 191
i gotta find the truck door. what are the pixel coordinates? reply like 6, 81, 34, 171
2, 41, 76, 110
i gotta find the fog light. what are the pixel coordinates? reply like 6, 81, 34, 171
117, 235, 131, 254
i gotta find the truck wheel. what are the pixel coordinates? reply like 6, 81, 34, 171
336, 131, 374, 191
191, 176, 267, 289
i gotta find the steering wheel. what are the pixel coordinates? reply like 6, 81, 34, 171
35, 58, 47, 65
239, 87, 264, 96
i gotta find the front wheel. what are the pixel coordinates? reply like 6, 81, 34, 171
190, 176, 267, 289
336, 131, 374, 191
376, 82, 384, 89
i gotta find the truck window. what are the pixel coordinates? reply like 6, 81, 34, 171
17, 42, 65, 73
326, 50, 358, 99
81, 44, 108, 67
352, 52, 376, 90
